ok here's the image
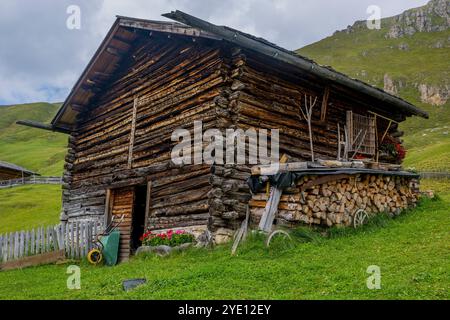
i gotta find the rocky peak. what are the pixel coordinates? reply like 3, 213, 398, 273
418, 83, 449, 105
386, 0, 450, 38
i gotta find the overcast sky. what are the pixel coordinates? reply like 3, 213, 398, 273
0, 0, 429, 105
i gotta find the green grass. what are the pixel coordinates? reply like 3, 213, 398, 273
0, 193, 448, 300
0, 103, 66, 176
0, 185, 61, 234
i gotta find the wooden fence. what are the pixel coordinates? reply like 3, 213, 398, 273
419, 171, 450, 179
0, 221, 104, 263
0, 176, 62, 189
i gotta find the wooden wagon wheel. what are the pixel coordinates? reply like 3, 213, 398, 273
266, 230, 292, 248
353, 209, 369, 228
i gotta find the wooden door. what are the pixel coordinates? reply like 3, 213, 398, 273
108, 187, 135, 262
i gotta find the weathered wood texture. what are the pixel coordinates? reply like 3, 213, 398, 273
0, 250, 66, 271
109, 187, 134, 262
60, 31, 413, 251
0, 221, 103, 264
63, 34, 228, 248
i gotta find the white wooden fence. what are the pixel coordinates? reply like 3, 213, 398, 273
0, 221, 104, 263
420, 171, 450, 179
0, 176, 62, 189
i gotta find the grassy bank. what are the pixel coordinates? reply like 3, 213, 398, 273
0, 194, 448, 300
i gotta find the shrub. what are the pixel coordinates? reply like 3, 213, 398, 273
140, 229, 195, 247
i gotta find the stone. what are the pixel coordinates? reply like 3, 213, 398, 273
123, 279, 146, 291
196, 230, 213, 248
214, 228, 234, 245
384, 74, 398, 95
421, 190, 435, 199
418, 84, 449, 106
135, 243, 193, 257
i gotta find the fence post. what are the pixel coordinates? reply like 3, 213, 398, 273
24, 230, 29, 257
0, 235, 3, 263
51, 227, 59, 251
30, 228, 35, 255
70, 222, 74, 259
13, 232, 19, 260
19, 231, 24, 258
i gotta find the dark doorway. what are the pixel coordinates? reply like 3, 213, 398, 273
131, 185, 147, 251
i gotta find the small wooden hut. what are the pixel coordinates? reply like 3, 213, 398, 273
0, 161, 37, 181
18, 11, 428, 261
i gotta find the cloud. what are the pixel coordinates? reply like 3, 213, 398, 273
0, 0, 429, 105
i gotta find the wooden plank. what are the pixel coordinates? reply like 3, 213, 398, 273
104, 189, 112, 226
30, 229, 35, 255
93, 222, 98, 248
40, 227, 44, 254
87, 221, 92, 251
144, 181, 152, 230
19, 231, 24, 258
4, 235, 7, 263
35, 227, 40, 254
75, 221, 80, 260
128, 97, 139, 169
14, 232, 19, 260
82, 222, 87, 257
24, 231, 29, 257
258, 187, 282, 232
36, 227, 40, 254
70, 222, 75, 259
46, 226, 51, 253
320, 87, 330, 122
299, 174, 350, 192
61, 223, 66, 251
0, 236, 3, 263
251, 162, 308, 176
0, 250, 66, 271
8, 233, 13, 261
51, 227, 59, 251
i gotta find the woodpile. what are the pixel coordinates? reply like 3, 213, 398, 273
250, 174, 418, 228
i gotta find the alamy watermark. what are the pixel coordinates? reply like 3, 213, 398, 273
366, 5, 381, 30
366, 265, 381, 290
66, 5, 81, 30
171, 121, 280, 168
66, 265, 81, 290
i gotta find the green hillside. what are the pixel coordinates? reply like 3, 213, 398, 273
0, 185, 61, 233
0, 103, 66, 176
0, 196, 448, 299
0, 103, 65, 233
298, 0, 450, 172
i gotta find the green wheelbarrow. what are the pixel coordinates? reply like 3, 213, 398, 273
87, 215, 124, 266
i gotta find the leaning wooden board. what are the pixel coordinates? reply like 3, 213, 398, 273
0, 250, 65, 271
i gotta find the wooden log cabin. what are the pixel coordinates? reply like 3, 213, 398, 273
18, 11, 428, 261
0, 161, 37, 181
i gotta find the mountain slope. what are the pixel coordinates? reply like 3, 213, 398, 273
0, 103, 66, 175
298, 0, 450, 171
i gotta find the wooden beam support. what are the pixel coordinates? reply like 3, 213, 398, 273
144, 181, 152, 230
300, 174, 350, 192
127, 97, 139, 169
320, 87, 330, 122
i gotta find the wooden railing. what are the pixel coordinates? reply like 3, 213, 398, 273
0, 176, 62, 189
0, 221, 104, 263
419, 171, 450, 179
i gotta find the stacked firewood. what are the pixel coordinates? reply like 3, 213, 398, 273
250, 174, 418, 228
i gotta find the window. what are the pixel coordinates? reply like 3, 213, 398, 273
346, 111, 376, 156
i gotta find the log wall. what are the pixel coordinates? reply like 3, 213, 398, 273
60, 34, 416, 250
62, 35, 231, 248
